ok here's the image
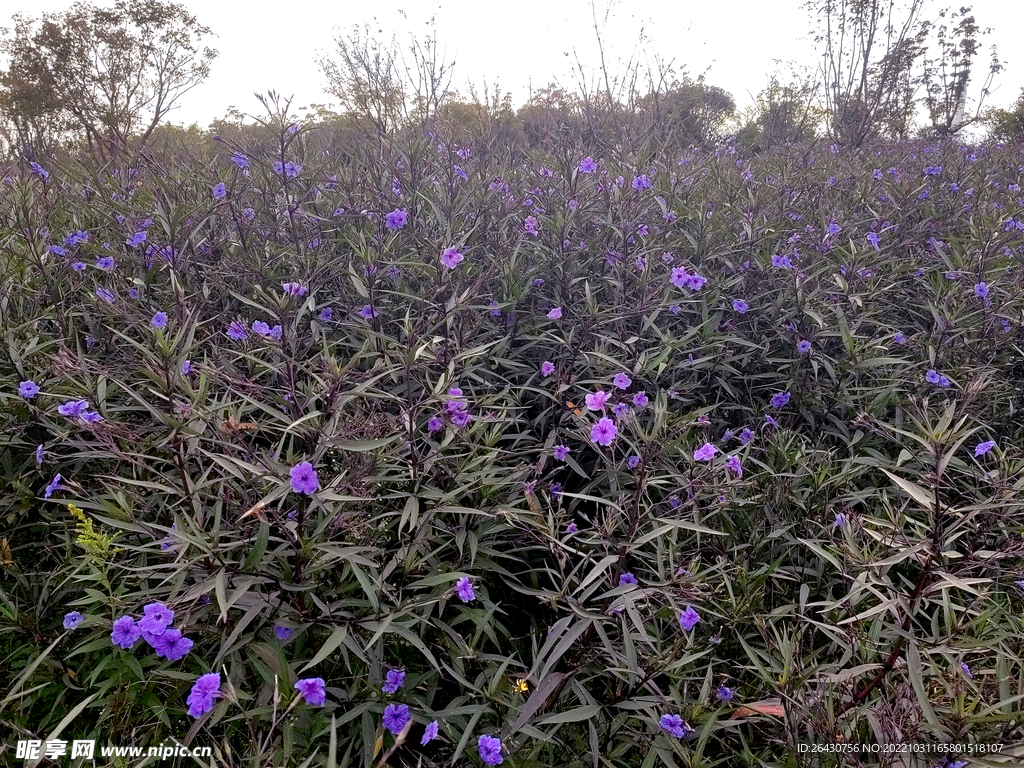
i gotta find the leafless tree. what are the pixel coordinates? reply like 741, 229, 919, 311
317, 23, 407, 136
807, 0, 928, 146
919, 5, 1002, 136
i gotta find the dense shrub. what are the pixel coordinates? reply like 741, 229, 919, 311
3, 108, 1024, 767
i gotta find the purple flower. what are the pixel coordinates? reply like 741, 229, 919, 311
96, 256, 115, 272
974, 440, 996, 456
282, 282, 307, 297
187, 673, 221, 718
770, 391, 791, 408
477, 735, 504, 766
274, 161, 302, 178
693, 443, 718, 462
427, 416, 443, 433
43, 474, 64, 499
274, 625, 293, 640
95, 287, 116, 304
63, 611, 84, 630
771, 254, 793, 269
685, 272, 706, 290
670, 267, 689, 287
613, 373, 632, 390
553, 445, 569, 461
441, 247, 464, 269
226, 321, 247, 340
385, 209, 408, 230
111, 615, 142, 648
659, 713, 690, 738
591, 417, 618, 446
359, 305, 379, 319
58, 399, 89, 417
960, 662, 973, 680
632, 175, 652, 190
383, 703, 410, 735
452, 410, 472, 428
153, 628, 194, 661
725, 455, 742, 477
826, 221, 841, 235
585, 390, 610, 412
619, 572, 638, 586
290, 462, 319, 495
579, 157, 597, 173
627, 455, 640, 469
382, 668, 406, 694
71, 262, 86, 272
421, 720, 440, 745
19, 380, 40, 398
547, 306, 562, 320
181, 360, 192, 375
867, 231, 880, 249
632, 391, 649, 409
126, 231, 147, 247
230, 152, 248, 169
797, 340, 812, 354
975, 282, 989, 299
212, 183, 227, 199
541, 361, 556, 377
716, 684, 735, 701
894, 332, 906, 344
732, 299, 749, 314
35, 445, 45, 464
455, 576, 476, 602
834, 512, 848, 528
678, 606, 700, 631
151, 311, 168, 329
295, 677, 326, 706
139, 602, 175, 635
925, 369, 951, 387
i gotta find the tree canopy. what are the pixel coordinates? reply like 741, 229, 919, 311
0, 0, 217, 160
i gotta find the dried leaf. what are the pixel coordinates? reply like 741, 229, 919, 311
730, 699, 786, 719
239, 501, 267, 522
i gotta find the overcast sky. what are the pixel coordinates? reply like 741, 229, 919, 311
9, 0, 1024, 129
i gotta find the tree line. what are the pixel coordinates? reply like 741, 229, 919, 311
1, 0, 1022, 163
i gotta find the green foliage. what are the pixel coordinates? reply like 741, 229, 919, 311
2, 100, 1024, 767
735, 72, 824, 152
985, 89, 1024, 143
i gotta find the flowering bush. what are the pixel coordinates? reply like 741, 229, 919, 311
3, 110, 1024, 766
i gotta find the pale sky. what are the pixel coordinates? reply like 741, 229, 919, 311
8, 0, 1024, 129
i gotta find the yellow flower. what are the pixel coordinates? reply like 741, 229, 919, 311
68, 503, 119, 561
513, 678, 529, 693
